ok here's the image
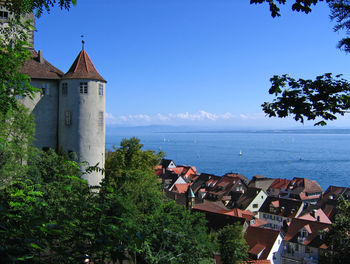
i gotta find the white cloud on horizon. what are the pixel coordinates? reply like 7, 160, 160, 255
106, 110, 350, 128
106, 110, 267, 126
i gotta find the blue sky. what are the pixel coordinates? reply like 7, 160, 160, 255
34, 0, 350, 128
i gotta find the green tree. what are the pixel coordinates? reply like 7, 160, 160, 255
0, 105, 36, 184
320, 196, 350, 264
262, 73, 350, 126
3, 0, 76, 17
0, 150, 98, 264
251, 0, 350, 125
100, 138, 214, 264
217, 223, 249, 264
0, 18, 36, 116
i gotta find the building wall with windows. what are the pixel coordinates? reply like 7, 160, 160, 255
0, 4, 35, 47
245, 189, 268, 213
58, 78, 105, 186
19, 48, 106, 186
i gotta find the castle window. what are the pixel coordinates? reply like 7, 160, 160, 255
98, 111, 104, 127
80, 82, 88, 94
62, 83, 68, 96
0, 11, 9, 20
65, 111, 72, 126
42, 83, 50, 95
99, 83, 104, 96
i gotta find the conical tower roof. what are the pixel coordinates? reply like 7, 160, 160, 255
62, 49, 106, 82
187, 187, 195, 198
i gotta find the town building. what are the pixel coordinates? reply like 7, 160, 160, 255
281, 218, 330, 264
317, 185, 350, 221
279, 177, 323, 204
245, 226, 283, 264
258, 197, 304, 230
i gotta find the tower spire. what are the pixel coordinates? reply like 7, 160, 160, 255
81, 35, 85, 50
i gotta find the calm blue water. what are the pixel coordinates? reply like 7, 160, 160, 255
106, 130, 350, 190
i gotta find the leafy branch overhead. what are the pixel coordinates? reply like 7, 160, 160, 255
262, 74, 350, 125
251, 1, 350, 51
4, 0, 77, 17
250, 0, 333, 18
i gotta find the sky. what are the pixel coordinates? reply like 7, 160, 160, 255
34, 0, 350, 129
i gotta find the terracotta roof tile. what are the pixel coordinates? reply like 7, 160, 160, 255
63, 49, 106, 82
239, 261, 271, 264
244, 226, 280, 260
284, 218, 331, 249
173, 183, 190, 194
21, 50, 63, 80
298, 208, 332, 224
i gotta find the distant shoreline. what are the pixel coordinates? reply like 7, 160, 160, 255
155, 129, 350, 135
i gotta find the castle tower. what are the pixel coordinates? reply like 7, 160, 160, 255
59, 46, 106, 186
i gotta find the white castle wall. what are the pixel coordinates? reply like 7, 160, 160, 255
58, 78, 105, 186
20, 79, 59, 150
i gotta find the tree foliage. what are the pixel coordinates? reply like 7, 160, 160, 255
0, 105, 36, 184
217, 223, 249, 264
251, 0, 350, 124
320, 196, 350, 264
101, 138, 214, 264
250, 0, 332, 17
0, 150, 97, 263
3, 0, 77, 17
0, 18, 36, 116
262, 73, 350, 125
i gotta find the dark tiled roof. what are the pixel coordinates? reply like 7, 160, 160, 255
284, 218, 330, 249
245, 226, 281, 260
317, 185, 350, 221
287, 177, 323, 194
259, 197, 303, 218
248, 177, 275, 192
21, 50, 63, 80
62, 49, 106, 82
160, 159, 176, 168
236, 187, 263, 210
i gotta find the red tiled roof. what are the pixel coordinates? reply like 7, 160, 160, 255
244, 226, 281, 260
284, 218, 331, 248
63, 49, 106, 82
249, 243, 266, 256
21, 50, 63, 80
192, 200, 232, 215
192, 201, 266, 227
269, 178, 290, 190
239, 260, 271, 264
298, 208, 332, 224
287, 177, 323, 193
173, 183, 190, 194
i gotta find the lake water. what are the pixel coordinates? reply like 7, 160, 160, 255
106, 129, 350, 190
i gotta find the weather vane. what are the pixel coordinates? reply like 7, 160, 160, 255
81, 35, 85, 50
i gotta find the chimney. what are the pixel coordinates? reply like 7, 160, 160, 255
317, 216, 320, 222
38, 50, 44, 64
311, 209, 317, 218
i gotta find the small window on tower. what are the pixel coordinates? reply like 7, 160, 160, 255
99, 83, 104, 96
65, 111, 72, 126
0, 11, 9, 20
98, 111, 104, 126
80, 82, 88, 94
62, 83, 68, 96
41, 83, 50, 95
